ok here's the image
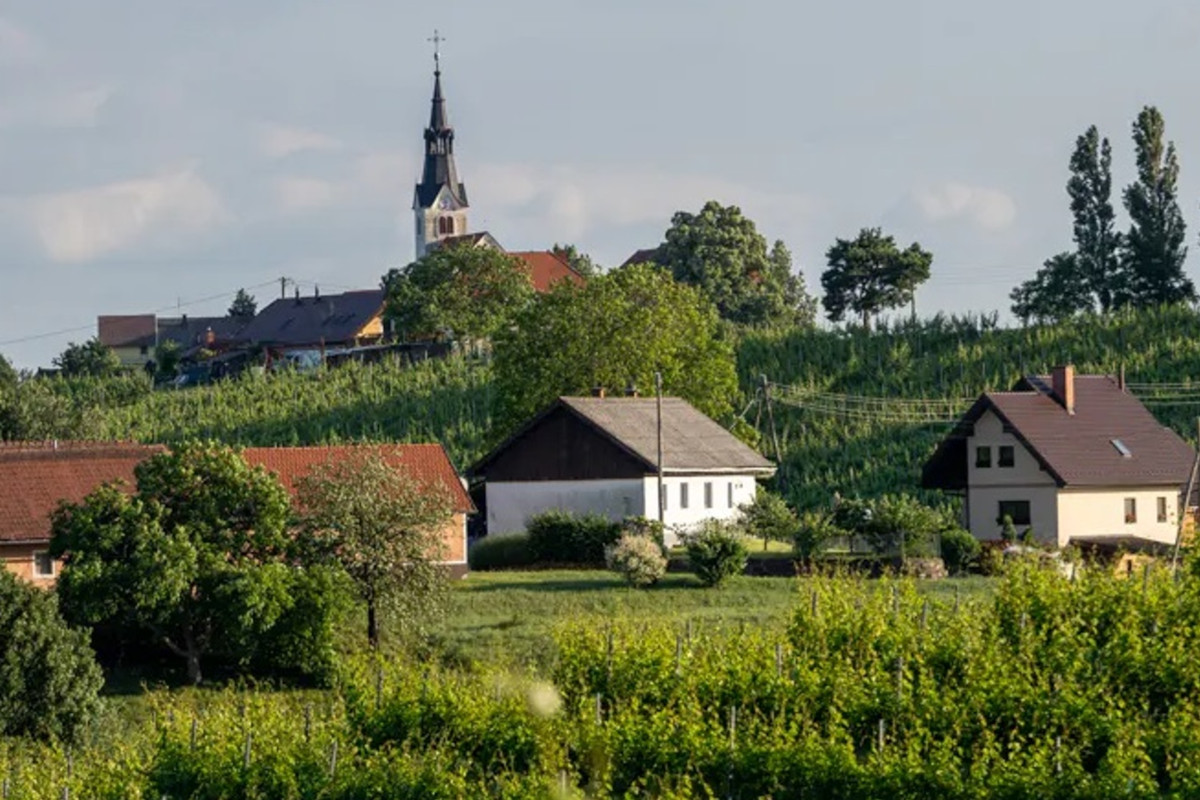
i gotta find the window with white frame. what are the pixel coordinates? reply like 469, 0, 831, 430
32, 551, 55, 579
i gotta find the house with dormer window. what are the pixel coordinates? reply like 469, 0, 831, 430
922, 366, 1196, 548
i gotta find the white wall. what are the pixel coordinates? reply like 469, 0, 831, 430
966, 410, 1059, 542
486, 479, 645, 536
967, 485, 1061, 544
1057, 487, 1180, 547
643, 475, 758, 545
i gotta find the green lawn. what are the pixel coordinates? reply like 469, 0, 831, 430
436, 570, 995, 672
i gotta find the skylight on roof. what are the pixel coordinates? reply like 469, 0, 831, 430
1111, 439, 1132, 458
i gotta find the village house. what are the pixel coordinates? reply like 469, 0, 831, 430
97, 314, 247, 369
0, 441, 473, 584
237, 288, 387, 368
470, 394, 776, 544
922, 366, 1196, 549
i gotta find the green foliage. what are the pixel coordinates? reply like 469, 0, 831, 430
0, 352, 15, 392
1000, 514, 1018, 543
794, 510, 844, 560
862, 493, 946, 557
297, 452, 454, 648
525, 510, 621, 566
227, 288, 257, 320
53, 337, 122, 378
682, 519, 748, 587
153, 339, 182, 379
1010, 252, 1096, 324
739, 488, 797, 547
606, 533, 668, 587
938, 526, 981, 575
821, 228, 932, 329
493, 262, 738, 427
1122, 106, 1194, 306
468, 533, 535, 571
657, 200, 817, 327
551, 242, 600, 278
383, 245, 535, 342
0, 570, 102, 742
1068, 125, 1123, 312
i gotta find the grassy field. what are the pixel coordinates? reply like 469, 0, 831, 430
435, 569, 996, 671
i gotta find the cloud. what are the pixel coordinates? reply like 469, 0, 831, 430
0, 17, 42, 65
28, 167, 225, 263
259, 124, 342, 159
911, 182, 1016, 232
275, 177, 339, 211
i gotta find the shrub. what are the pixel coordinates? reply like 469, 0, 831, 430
739, 488, 798, 548
526, 510, 621, 566
939, 527, 981, 575
865, 494, 943, 557
0, 570, 103, 742
620, 516, 666, 550
794, 510, 844, 561
683, 519, 748, 587
468, 533, 536, 571
606, 533, 668, 587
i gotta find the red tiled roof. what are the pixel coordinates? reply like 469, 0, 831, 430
242, 444, 473, 513
510, 251, 586, 293
0, 442, 165, 543
97, 315, 156, 348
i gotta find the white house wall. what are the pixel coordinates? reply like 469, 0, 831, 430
966, 409, 1060, 542
643, 475, 758, 545
1057, 487, 1180, 547
486, 479, 645, 535
967, 485, 1060, 544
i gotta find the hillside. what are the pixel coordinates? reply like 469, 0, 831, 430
13, 306, 1200, 508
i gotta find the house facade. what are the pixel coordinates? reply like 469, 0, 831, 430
471, 396, 775, 544
923, 366, 1195, 548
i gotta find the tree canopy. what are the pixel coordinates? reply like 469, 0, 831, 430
493, 262, 739, 427
656, 201, 816, 327
50, 442, 324, 685
54, 337, 121, 378
1121, 106, 1194, 306
821, 228, 933, 329
228, 288, 258, 320
1010, 253, 1096, 324
0, 352, 16, 393
382, 245, 535, 342
551, 243, 601, 278
298, 453, 452, 649
1068, 126, 1123, 312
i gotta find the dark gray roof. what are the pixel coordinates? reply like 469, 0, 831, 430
414, 69, 467, 209
561, 396, 775, 474
924, 375, 1195, 490
239, 290, 385, 348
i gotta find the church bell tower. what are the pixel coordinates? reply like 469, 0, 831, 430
413, 31, 469, 260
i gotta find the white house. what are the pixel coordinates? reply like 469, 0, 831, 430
923, 366, 1196, 549
470, 395, 776, 544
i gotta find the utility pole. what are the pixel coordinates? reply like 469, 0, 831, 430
280, 276, 288, 300
656, 371, 665, 526
1171, 417, 1200, 575
761, 375, 785, 493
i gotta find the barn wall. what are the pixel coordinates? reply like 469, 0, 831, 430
486, 479, 645, 535
480, 407, 647, 482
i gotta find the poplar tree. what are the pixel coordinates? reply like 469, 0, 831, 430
1067, 126, 1123, 312
1121, 106, 1194, 306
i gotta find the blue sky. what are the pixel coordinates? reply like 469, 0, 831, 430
2, 0, 1199, 367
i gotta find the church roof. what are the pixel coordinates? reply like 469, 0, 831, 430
415, 68, 467, 209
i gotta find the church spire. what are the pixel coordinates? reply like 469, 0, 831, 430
413, 30, 469, 258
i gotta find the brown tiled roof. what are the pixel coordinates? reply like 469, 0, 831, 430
618, 247, 662, 269
923, 375, 1196, 490
97, 315, 156, 348
243, 444, 473, 513
0, 442, 165, 543
510, 251, 586, 293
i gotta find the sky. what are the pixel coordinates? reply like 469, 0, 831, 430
2, 0, 1200, 368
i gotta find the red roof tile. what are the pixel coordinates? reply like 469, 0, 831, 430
0, 442, 165, 543
510, 251, 586, 293
97, 315, 156, 348
242, 444, 474, 513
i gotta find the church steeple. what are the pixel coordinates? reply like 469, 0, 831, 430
413, 30, 469, 259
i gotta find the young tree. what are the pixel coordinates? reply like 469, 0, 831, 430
1009, 253, 1095, 324
0, 569, 103, 742
1067, 126, 1123, 312
382, 245, 535, 342
297, 453, 453, 649
1121, 106, 1194, 306
551, 243, 600, 278
738, 488, 798, 550
493, 262, 739, 427
821, 228, 933, 329
54, 337, 122, 377
51, 442, 296, 684
0, 352, 16, 393
228, 288, 258, 320
656, 200, 817, 327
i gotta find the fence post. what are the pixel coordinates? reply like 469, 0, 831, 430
329, 740, 338, 777
877, 718, 885, 751
896, 656, 904, 701
675, 634, 683, 677
775, 643, 783, 677
375, 665, 383, 711
728, 706, 737, 748
305, 704, 312, 743
920, 600, 929, 634
190, 716, 198, 750
243, 732, 252, 769
595, 693, 603, 726
606, 628, 614, 684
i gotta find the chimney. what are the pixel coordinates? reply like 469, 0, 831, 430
314, 284, 320, 300
204, 327, 215, 347
1051, 364, 1075, 414
591, 385, 606, 398
1118, 363, 1126, 392
294, 286, 302, 306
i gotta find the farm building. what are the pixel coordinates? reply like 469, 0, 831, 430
0, 441, 472, 584
470, 395, 776, 543
922, 366, 1196, 549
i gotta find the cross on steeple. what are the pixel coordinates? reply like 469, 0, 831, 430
428, 29, 445, 72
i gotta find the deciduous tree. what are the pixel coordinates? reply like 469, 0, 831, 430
1010, 253, 1095, 324
54, 337, 121, 377
1121, 106, 1194, 306
551, 243, 600, 278
821, 228, 932, 329
656, 201, 816, 327
297, 452, 452, 649
382, 245, 535, 342
493, 262, 738, 427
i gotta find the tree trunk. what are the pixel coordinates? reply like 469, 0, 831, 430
186, 649, 202, 685
367, 600, 379, 650
861, 309, 871, 331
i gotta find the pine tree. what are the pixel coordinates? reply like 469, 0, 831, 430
1067, 126, 1123, 312
228, 288, 258, 319
1120, 106, 1194, 306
